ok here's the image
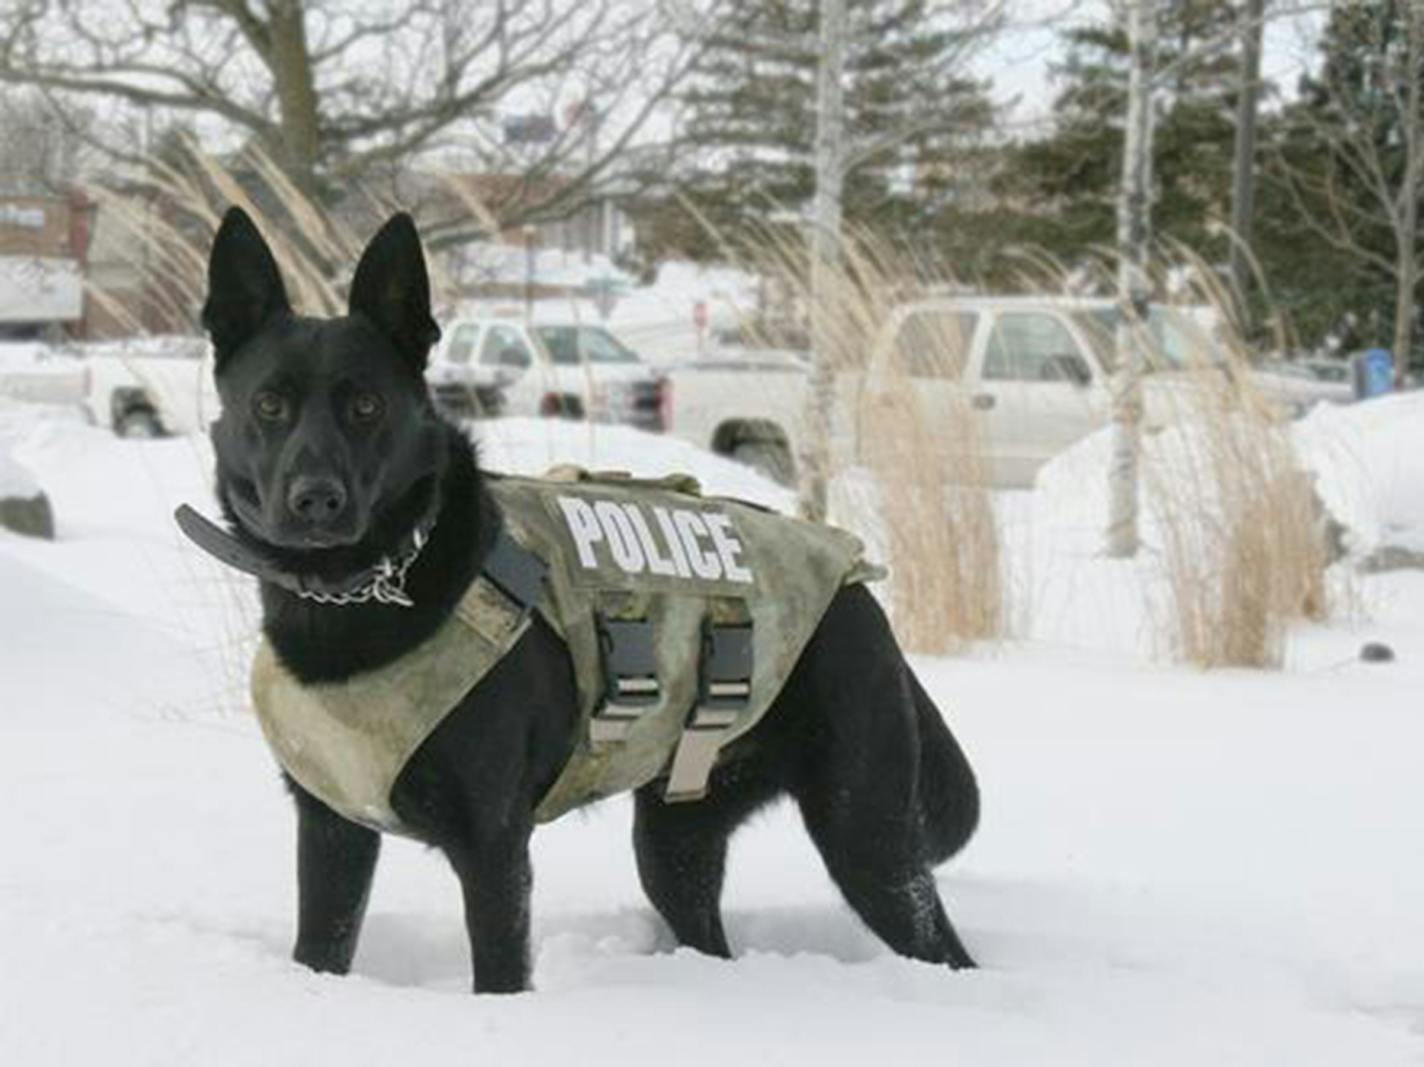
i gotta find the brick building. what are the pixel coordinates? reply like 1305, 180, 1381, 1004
0, 193, 94, 340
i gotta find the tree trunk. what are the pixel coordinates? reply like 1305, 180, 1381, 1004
1392, 5, 1423, 389
1106, 0, 1156, 559
266, 1, 323, 198
1228, 0, 1264, 320
799, 0, 848, 523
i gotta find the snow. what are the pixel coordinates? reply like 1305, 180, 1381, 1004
3, 408, 1424, 1065
0, 445, 40, 499
1295, 392, 1424, 556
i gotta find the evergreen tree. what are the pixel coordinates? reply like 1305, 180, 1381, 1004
990, 1, 1238, 270
664, 0, 998, 253
1260, 0, 1424, 359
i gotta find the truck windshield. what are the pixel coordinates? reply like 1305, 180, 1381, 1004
533, 326, 639, 365
1070, 306, 1225, 374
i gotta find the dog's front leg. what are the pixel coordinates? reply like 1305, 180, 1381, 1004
446, 824, 534, 994
287, 776, 381, 976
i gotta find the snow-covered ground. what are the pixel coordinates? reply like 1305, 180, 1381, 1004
3, 404, 1423, 1065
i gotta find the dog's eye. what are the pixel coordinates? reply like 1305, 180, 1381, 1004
253, 391, 288, 423
350, 392, 384, 422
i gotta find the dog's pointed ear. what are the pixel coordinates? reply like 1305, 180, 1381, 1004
348, 213, 441, 369
202, 207, 290, 367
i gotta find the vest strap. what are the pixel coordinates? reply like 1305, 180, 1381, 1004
665, 614, 753, 802
481, 527, 548, 617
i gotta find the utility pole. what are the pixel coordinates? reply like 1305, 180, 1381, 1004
1228, 0, 1265, 320
1106, 0, 1157, 559
800, 0, 847, 523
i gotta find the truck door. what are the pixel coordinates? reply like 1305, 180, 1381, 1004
864, 309, 985, 478
975, 310, 1106, 487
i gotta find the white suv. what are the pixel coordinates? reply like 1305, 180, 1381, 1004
426, 315, 668, 431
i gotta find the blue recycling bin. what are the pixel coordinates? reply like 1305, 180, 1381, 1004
1352, 348, 1394, 399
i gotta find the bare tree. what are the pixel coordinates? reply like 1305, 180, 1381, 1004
801, 0, 849, 524
1228, 0, 1266, 310
1105, 0, 1156, 559
0, 89, 93, 194
795, 0, 1003, 521
1272, 1, 1424, 386
0, 0, 706, 233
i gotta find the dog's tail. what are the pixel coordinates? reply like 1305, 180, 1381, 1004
911, 670, 979, 866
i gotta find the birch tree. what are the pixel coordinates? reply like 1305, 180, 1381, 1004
801, 0, 849, 523
1228, 0, 1266, 310
1105, 0, 1157, 559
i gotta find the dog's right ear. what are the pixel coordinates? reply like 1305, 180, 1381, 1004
201, 207, 290, 366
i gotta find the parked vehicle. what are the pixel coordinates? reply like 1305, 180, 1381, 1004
667, 294, 1321, 489
425, 313, 668, 431
80, 338, 217, 437
2, 338, 216, 437
1257, 357, 1354, 409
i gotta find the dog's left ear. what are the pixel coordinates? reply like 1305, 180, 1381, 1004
349, 213, 441, 369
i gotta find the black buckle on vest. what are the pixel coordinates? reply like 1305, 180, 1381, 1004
692, 619, 753, 727
482, 529, 548, 619
593, 616, 660, 741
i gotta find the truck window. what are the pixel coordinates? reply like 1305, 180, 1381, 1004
984, 313, 1087, 382
446, 324, 480, 364
479, 325, 533, 368
533, 326, 639, 365
892, 311, 977, 379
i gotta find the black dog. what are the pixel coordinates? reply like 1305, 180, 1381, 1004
196, 207, 980, 992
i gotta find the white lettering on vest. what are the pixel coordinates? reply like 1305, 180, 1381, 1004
557, 495, 603, 567
594, 500, 645, 573
557, 494, 757, 585
627, 505, 678, 576
703, 512, 754, 583
653, 506, 692, 578
673, 509, 722, 580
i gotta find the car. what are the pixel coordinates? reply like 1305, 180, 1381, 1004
425, 312, 669, 431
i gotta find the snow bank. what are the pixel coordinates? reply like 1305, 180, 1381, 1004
0, 443, 39, 499
475, 416, 796, 513
1294, 392, 1424, 556
1031, 392, 1424, 583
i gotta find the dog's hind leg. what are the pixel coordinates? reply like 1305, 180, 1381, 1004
785, 586, 976, 969
909, 670, 980, 867
288, 776, 381, 976
633, 764, 781, 958
796, 788, 975, 968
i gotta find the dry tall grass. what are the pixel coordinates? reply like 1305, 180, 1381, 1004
705, 218, 1006, 654
1121, 273, 1330, 669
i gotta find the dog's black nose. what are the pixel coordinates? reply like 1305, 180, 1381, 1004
287, 476, 348, 522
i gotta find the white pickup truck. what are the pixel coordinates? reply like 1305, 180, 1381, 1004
81, 337, 218, 437
425, 313, 669, 431
665, 294, 1315, 488
0, 337, 217, 437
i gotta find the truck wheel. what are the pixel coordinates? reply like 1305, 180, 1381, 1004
115, 408, 163, 439
731, 440, 794, 486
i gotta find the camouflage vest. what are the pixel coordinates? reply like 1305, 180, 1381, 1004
250, 469, 883, 836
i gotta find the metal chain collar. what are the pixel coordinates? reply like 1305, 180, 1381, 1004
296, 523, 431, 608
